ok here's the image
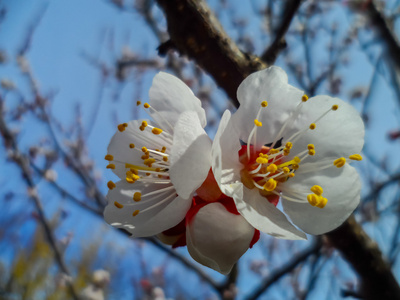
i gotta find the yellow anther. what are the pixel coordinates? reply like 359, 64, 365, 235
141, 121, 148, 127
349, 154, 363, 161
309, 123, 316, 130
283, 167, 290, 174
141, 154, 149, 160
266, 164, 278, 173
152, 128, 163, 135
118, 123, 127, 132
161, 146, 167, 153
114, 201, 123, 209
141, 147, 147, 153
269, 149, 279, 154
129, 143, 135, 149
163, 156, 168, 162
332, 104, 339, 111
294, 157, 301, 163
254, 119, 263, 127
310, 185, 323, 196
285, 142, 293, 149
106, 164, 115, 169
261, 101, 268, 107
316, 197, 328, 208
307, 144, 315, 150
278, 157, 300, 168
307, 194, 319, 206
140, 126, 145, 131
155, 168, 161, 172
333, 157, 346, 168
105, 154, 114, 161
292, 164, 299, 170
132, 210, 140, 216
107, 181, 116, 190
288, 173, 295, 178
146, 172, 151, 176
126, 171, 140, 183
256, 157, 268, 164
283, 149, 290, 156
263, 178, 277, 192
302, 94, 309, 102
308, 149, 316, 156
130, 168, 139, 175
144, 158, 156, 166
136, 101, 141, 106
144, 103, 150, 108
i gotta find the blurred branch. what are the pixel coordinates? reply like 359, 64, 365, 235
261, 0, 303, 65
245, 238, 322, 300
155, 0, 267, 107
0, 101, 80, 300
326, 215, 400, 300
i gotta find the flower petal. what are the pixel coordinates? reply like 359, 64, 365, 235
104, 180, 190, 237
149, 72, 207, 128
233, 187, 307, 240
211, 110, 243, 195
288, 95, 365, 160
280, 163, 361, 235
232, 66, 304, 146
186, 202, 254, 275
107, 119, 163, 179
169, 111, 212, 199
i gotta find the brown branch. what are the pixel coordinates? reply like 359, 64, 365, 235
326, 215, 400, 300
155, 0, 267, 107
155, 0, 400, 298
261, 0, 303, 65
0, 101, 80, 300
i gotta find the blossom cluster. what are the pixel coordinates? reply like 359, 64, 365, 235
104, 67, 364, 274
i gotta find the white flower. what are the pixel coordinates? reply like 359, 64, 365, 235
212, 66, 364, 238
104, 72, 212, 237
186, 197, 259, 274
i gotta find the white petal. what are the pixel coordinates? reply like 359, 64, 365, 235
107, 119, 164, 179
288, 95, 365, 160
281, 163, 361, 235
169, 111, 212, 199
233, 187, 307, 240
104, 180, 190, 237
232, 66, 304, 146
186, 202, 254, 275
211, 110, 243, 195
149, 72, 207, 128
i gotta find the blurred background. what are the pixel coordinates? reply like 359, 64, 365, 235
1, 0, 400, 299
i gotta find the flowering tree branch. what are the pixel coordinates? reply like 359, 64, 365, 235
0, 101, 80, 300
155, 0, 400, 297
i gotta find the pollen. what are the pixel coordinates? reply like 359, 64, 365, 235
285, 142, 292, 149
107, 181, 116, 190
130, 168, 139, 175
349, 154, 362, 161
288, 173, 295, 178
118, 123, 128, 132
144, 158, 156, 167
308, 149, 316, 156
132, 210, 140, 216
141, 121, 148, 127
310, 185, 323, 196
254, 119, 263, 127
152, 128, 163, 135
142, 147, 148, 153
114, 201, 123, 209
144, 103, 150, 109
261, 101, 268, 107
269, 149, 279, 154
106, 164, 115, 169
316, 197, 328, 208
256, 157, 268, 164
136, 100, 141, 106
302, 94, 309, 102
105, 154, 114, 161
283, 167, 290, 174
133, 192, 141, 202
163, 156, 168, 162
263, 178, 277, 192
307, 194, 319, 206
161, 146, 167, 153
129, 143, 135, 149
266, 164, 278, 173
139, 126, 145, 131
309, 123, 316, 130
333, 157, 346, 168
332, 104, 339, 111
307, 144, 315, 150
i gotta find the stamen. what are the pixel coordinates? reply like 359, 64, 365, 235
302, 94, 309, 102
107, 181, 116, 190
144, 103, 150, 109
309, 123, 316, 130
105, 154, 114, 161
254, 119, 262, 127
106, 164, 115, 169
263, 178, 277, 191
129, 143, 135, 149
132, 210, 140, 216
133, 192, 141, 202
310, 185, 323, 196
136, 101, 141, 106
118, 123, 128, 132
152, 128, 163, 135
333, 157, 346, 168
114, 201, 123, 209
349, 154, 362, 161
